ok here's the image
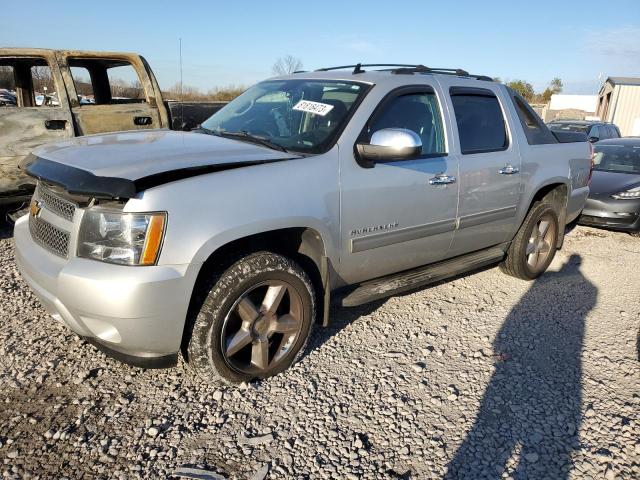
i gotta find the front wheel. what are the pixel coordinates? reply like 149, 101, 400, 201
500, 203, 559, 280
187, 252, 316, 384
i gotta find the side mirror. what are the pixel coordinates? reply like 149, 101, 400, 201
588, 136, 599, 143
356, 128, 422, 166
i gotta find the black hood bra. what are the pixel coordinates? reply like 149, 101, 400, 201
23, 154, 297, 200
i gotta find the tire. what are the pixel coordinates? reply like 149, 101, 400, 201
500, 202, 559, 280
187, 252, 316, 384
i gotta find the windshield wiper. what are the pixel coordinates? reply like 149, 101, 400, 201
215, 130, 289, 153
192, 125, 217, 135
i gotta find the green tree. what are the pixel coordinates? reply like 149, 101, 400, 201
549, 77, 563, 94
506, 80, 535, 102
540, 78, 563, 103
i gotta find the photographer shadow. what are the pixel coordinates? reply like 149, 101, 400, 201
446, 254, 597, 479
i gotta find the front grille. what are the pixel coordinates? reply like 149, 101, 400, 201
29, 215, 70, 258
37, 183, 77, 221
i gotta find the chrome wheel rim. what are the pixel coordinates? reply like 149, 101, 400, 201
526, 213, 556, 271
221, 280, 303, 375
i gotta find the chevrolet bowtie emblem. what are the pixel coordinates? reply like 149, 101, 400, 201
30, 200, 42, 218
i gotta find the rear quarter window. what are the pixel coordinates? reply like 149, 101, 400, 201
510, 92, 557, 145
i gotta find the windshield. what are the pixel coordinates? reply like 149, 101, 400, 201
201, 80, 368, 154
593, 143, 640, 174
547, 123, 590, 134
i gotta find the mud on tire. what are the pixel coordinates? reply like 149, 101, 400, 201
186, 252, 316, 385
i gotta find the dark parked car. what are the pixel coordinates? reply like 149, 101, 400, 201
0, 88, 16, 106
579, 138, 640, 235
547, 120, 621, 143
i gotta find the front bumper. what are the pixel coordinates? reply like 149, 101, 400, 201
14, 215, 200, 368
578, 196, 640, 232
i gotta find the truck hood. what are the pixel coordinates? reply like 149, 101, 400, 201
24, 130, 301, 199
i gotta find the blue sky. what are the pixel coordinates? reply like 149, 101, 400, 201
3, 0, 639, 94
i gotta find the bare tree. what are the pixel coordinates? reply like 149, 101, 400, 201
272, 55, 303, 75
0, 66, 15, 90
31, 66, 55, 93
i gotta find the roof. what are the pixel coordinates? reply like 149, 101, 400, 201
606, 77, 640, 86
273, 65, 497, 86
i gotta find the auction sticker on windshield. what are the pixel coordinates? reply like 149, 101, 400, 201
293, 100, 334, 116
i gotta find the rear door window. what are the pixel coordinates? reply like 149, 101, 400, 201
450, 87, 508, 154
68, 58, 146, 105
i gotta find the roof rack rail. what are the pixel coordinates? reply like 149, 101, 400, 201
315, 63, 422, 74
314, 63, 493, 81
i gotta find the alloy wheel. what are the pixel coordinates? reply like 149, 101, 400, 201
221, 280, 303, 375
526, 213, 557, 271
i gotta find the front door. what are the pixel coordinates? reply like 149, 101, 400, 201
0, 51, 74, 195
444, 85, 522, 256
338, 85, 459, 285
58, 53, 162, 135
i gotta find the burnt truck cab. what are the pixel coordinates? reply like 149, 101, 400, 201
0, 48, 225, 204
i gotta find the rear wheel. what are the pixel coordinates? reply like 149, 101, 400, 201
500, 202, 559, 280
187, 252, 315, 384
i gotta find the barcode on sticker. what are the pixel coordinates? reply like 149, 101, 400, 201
293, 100, 334, 116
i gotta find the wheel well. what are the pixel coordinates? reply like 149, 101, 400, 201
528, 183, 568, 247
198, 227, 325, 283
184, 228, 327, 352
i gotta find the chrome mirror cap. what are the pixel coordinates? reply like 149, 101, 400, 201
356, 128, 422, 166
370, 128, 422, 150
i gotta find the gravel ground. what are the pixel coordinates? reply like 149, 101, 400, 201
0, 221, 638, 479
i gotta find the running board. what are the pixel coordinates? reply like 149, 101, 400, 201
340, 246, 506, 307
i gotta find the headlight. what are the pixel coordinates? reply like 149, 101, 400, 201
611, 186, 640, 200
77, 210, 166, 265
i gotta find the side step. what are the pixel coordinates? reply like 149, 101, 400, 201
340, 246, 506, 307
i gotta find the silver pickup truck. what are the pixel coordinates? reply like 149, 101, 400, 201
14, 64, 591, 384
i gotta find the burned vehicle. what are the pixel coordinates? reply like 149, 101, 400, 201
14, 64, 592, 384
0, 48, 226, 204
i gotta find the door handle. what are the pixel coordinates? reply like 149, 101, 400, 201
44, 119, 67, 130
499, 165, 519, 175
429, 174, 457, 185
134, 116, 153, 126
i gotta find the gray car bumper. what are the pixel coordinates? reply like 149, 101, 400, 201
14, 215, 199, 368
579, 196, 640, 232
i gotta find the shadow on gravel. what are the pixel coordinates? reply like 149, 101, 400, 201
446, 254, 597, 479
0, 216, 13, 240
305, 300, 386, 356
0, 202, 26, 239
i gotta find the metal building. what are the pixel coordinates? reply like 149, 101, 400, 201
596, 77, 640, 136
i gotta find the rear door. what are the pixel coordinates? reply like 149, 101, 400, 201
57, 53, 164, 135
0, 51, 73, 195
443, 83, 522, 256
